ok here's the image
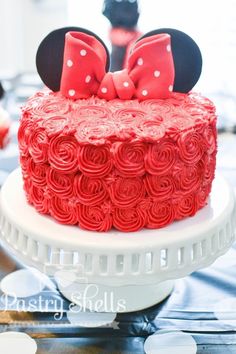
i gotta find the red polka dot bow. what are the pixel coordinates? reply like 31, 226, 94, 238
60, 31, 175, 101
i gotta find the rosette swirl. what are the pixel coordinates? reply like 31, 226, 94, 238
78, 144, 112, 178
50, 196, 77, 225
47, 168, 74, 199
144, 174, 175, 201
113, 206, 147, 232
77, 105, 112, 119
28, 127, 49, 163
147, 200, 175, 228
48, 135, 79, 173
145, 140, 176, 175
74, 174, 108, 206
173, 161, 203, 193
196, 184, 211, 208
113, 141, 146, 177
18, 118, 33, 156
77, 204, 112, 232
175, 193, 198, 219
178, 131, 205, 164
28, 185, 50, 214
29, 158, 48, 187
109, 177, 145, 208
43, 116, 68, 136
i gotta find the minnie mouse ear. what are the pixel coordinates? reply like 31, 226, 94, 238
36, 27, 110, 92
139, 28, 202, 93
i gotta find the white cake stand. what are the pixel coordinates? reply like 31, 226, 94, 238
0, 169, 235, 312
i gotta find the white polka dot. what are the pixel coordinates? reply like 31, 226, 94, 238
0, 268, 52, 298
67, 59, 73, 67
80, 49, 87, 56
167, 44, 171, 52
0, 332, 37, 354
144, 330, 197, 354
54, 270, 78, 288
101, 87, 108, 94
142, 89, 148, 96
68, 89, 76, 96
154, 70, 160, 77
169, 85, 173, 92
123, 81, 129, 87
67, 306, 117, 328
137, 58, 143, 66
85, 75, 91, 83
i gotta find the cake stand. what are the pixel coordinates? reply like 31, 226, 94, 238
0, 169, 235, 313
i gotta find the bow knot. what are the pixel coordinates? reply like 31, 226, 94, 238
60, 31, 175, 101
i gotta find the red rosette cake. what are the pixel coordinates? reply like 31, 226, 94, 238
18, 27, 217, 232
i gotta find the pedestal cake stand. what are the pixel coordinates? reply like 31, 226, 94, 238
0, 169, 235, 312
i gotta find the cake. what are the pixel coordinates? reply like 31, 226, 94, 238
0, 107, 10, 149
18, 27, 217, 232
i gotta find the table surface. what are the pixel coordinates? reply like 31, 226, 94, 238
0, 74, 236, 353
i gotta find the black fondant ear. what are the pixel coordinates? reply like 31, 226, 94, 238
36, 27, 110, 92
0, 82, 4, 99
139, 28, 202, 93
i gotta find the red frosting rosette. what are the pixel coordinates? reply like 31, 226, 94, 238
178, 130, 205, 164
76, 105, 112, 119
78, 144, 112, 178
74, 174, 108, 206
144, 174, 175, 201
29, 184, 50, 214
114, 108, 147, 137
27, 92, 71, 118
48, 135, 79, 174
113, 205, 147, 232
173, 160, 204, 194
196, 184, 211, 208
109, 176, 145, 208
47, 167, 74, 199
50, 196, 77, 225
203, 123, 217, 154
28, 126, 49, 163
77, 203, 113, 232
174, 193, 198, 220
18, 118, 34, 156
42, 115, 69, 137
147, 200, 175, 228
203, 153, 216, 186
113, 141, 146, 177
75, 118, 115, 145
28, 158, 48, 188
145, 139, 176, 175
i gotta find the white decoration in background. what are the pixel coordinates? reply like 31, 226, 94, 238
214, 297, 236, 327
144, 330, 197, 354
0, 332, 37, 354
54, 269, 82, 289
67, 305, 117, 328
0, 267, 55, 298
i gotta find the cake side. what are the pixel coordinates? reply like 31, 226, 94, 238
18, 90, 217, 232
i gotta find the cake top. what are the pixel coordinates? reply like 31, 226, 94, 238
22, 89, 215, 146
36, 27, 202, 101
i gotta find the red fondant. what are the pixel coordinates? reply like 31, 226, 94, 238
60, 31, 175, 101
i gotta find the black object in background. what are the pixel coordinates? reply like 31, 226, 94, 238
103, 0, 141, 72
0, 82, 4, 99
103, 0, 139, 29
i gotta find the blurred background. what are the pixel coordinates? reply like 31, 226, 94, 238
0, 0, 236, 184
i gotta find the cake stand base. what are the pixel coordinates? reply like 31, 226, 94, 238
55, 277, 174, 313
0, 169, 235, 312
